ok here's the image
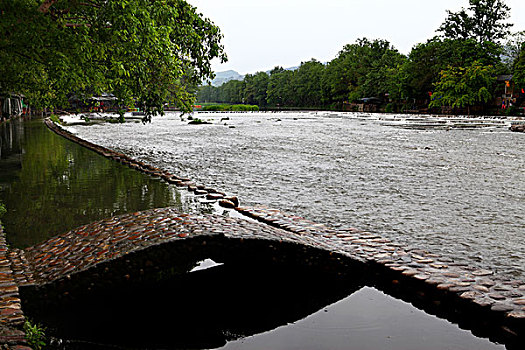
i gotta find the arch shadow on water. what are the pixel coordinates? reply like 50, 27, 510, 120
19, 236, 514, 350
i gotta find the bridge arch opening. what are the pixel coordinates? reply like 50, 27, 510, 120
20, 236, 513, 349
21, 236, 367, 348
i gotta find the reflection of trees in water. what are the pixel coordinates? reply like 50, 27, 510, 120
0, 119, 181, 248
0, 119, 24, 193
0, 117, 23, 161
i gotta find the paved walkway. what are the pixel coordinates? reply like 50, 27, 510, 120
0, 225, 30, 349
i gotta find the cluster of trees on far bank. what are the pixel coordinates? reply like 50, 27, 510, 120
198, 0, 525, 115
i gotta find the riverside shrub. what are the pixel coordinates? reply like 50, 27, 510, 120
202, 104, 258, 111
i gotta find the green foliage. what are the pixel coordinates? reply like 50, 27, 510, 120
267, 68, 296, 106
293, 59, 325, 107
244, 72, 270, 107
200, 104, 258, 111
201, 104, 229, 111
231, 104, 259, 111
437, 0, 512, 43
188, 118, 210, 125
0, 202, 6, 220
198, 39, 406, 110
503, 31, 525, 70
24, 320, 46, 350
401, 37, 501, 101
429, 61, 496, 112
0, 0, 226, 121
513, 44, 525, 87
196, 1, 513, 112
321, 38, 406, 106
49, 114, 62, 125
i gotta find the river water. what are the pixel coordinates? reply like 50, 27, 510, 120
66, 111, 525, 282
0, 118, 209, 248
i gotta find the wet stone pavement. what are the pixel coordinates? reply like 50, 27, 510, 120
0, 118, 524, 348
0, 225, 30, 349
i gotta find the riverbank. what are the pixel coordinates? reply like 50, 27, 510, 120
0, 224, 30, 349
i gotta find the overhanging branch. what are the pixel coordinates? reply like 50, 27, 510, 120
38, 0, 58, 14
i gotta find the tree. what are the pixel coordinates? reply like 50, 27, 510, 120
196, 85, 218, 103
267, 67, 296, 107
502, 30, 525, 71
429, 61, 496, 114
293, 59, 325, 107
403, 37, 502, 101
437, 0, 512, 44
322, 38, 405, 106
243, 72, 269, 107
0, 0, 226, 120
360, 46, 406, 100
219, 79, 244, 104
512, 43, 525, 88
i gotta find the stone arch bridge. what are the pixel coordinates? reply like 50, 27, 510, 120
0, 205, 523, 349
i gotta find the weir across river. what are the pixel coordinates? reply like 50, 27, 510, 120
0, 118, 524, 349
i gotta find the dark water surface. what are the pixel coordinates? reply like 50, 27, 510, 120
0, 118, 205, 248
32, 256, 503, 350
66, 112, 525, 281
218, 287, 503, 350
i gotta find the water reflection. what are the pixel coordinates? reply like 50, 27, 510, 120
0, 119, 188, 248
219, 287, 504, 350
18, 237, 506, 350
28, 254, 503, 350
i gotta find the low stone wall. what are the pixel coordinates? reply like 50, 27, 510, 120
19, 208, 362, 306
0, 225, 30, 349
510, 124, 525, 132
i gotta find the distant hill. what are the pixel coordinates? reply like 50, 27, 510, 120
210, 66, 301, 87
211, 70, 244, 87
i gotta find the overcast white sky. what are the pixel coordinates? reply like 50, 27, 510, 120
187, 0, 525, 74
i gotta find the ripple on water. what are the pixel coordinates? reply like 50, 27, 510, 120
67, 112, 525, 281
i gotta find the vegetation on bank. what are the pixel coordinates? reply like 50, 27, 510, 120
198, 104, 259, 112
198, 0, 525, 115
0, 202, 6, 220
24, 319, 46, 350
49, 114, 62, 125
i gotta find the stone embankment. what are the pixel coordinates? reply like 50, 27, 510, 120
0, 225, 30, 349
7, 206, 525, 349
1, 118, 524, 348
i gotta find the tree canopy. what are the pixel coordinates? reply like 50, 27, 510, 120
0, 0, 226, 120
429, 61, 496, 114
198, 0, 522, 115
437, 0, 512, 43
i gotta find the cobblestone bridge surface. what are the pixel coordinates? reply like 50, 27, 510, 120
0, 118, 524, 348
